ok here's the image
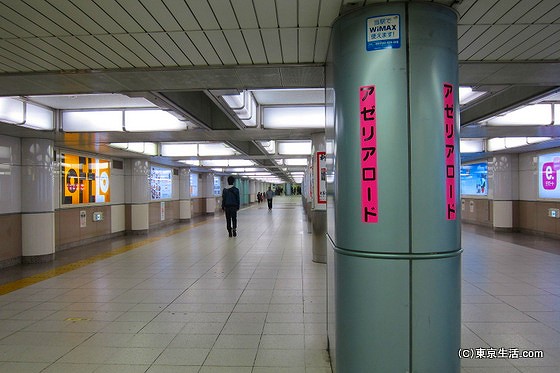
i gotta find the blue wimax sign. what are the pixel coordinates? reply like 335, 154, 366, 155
366, 14, 400, 51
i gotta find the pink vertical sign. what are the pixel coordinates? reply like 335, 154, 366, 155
360, 85, 378, 223
443, 83, 456, 220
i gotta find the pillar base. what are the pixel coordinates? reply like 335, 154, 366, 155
22, 253, 55, 264
311, 210, 327, 263
331, 244, 461, 372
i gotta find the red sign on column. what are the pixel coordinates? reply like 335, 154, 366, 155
317, 151, 327, 204
360, 85, 378, 223
443, 83, 456, 220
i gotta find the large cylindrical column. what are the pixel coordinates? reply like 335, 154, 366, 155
329, 3, 461, 372
21, 138, 55, 263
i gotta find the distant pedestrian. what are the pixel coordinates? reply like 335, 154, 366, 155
222, 176, 240, 237
265, 186, 274, 210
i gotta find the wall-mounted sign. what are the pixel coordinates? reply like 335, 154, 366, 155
190, 173, 198, 197
539, 152, 560, 199
150, 166, 172, 200
366, 14, 400, 51
359, 85, 378, 223
443, 83, 456, 220
62, 153, 110, 205
213, 176, 221, 196
461, 162, 488, 196
317, 151, 327, 206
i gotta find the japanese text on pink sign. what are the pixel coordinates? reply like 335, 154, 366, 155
360, 85, 378, 223
317, 151, 327, 204
444, 83, 456, 220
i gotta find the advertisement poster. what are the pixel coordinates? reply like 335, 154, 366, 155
460, 162, 488, 196
62, 153, 110, 205
213, 176, 221, 196
190, 173, 198, 197
539, 152, 560, 199
150, 166, 172, 200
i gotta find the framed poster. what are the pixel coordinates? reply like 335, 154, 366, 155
62, 153, 110, 205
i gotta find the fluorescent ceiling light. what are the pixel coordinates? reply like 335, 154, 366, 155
179, 160, 200, 166
459, 87, 486, 105
252, 88, 325, 105
228, 167, 265, 173
63, 110, 123, 131
277, 141, 312, 155
199, 143, 239, 156
109, 142, 158, 155
0, 97, 24, 124
161, 143, 198, 157
460, 139, 484, 153
237, 172, 272, 177
25, 103, 53, 130
227, 159, 255, 167
201, 159, 255, 167
284, 158, 309, 166
485, 104, 553, 126
125, 109, 187, 131
487, 137, 552, 152
262, 106, 325, 129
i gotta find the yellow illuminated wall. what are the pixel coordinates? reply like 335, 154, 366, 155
62, 153, 110, 205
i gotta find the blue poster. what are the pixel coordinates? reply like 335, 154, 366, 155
460, 163, 488, 196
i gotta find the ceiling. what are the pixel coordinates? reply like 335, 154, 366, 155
0, 0, 560, 181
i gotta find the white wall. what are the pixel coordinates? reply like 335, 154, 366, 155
111, 163, 125, 204
0, 135, 21, 214
518, 152, 540, 201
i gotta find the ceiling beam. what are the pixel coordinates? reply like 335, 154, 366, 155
460, 85, 558, 126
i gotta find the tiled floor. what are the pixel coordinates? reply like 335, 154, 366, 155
0, 196, 559, 372
461, 224, 560, 373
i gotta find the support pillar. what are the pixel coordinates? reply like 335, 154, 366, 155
126, 159, 150, 234
328, 3, 461, 372
489, 154, 518, 230
21, 138, 55, 263
179, 168, 192, 220
311, 132, 327, 263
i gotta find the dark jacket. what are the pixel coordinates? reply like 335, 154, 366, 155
222, 185, 240, 210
